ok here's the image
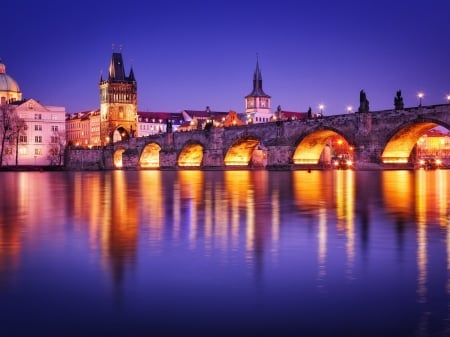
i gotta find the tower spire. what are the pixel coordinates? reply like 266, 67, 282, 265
244, 55, 271, 122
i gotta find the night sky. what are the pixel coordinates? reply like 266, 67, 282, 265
3, 0, 449, 114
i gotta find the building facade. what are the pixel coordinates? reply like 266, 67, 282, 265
0, 60, 66, 166
245, 58, 272, 123
99, 51, 137, 145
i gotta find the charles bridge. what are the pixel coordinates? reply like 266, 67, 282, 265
65, 103, 450, 170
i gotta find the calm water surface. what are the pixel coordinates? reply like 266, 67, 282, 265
0, 170, 449, 337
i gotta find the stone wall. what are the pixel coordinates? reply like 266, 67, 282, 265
64, 104, 450, 171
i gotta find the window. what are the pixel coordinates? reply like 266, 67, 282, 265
24, 125, 28, 131
51, 136, 58, 143
51, 125, 59, 132
19, 135, 27, 143
34, 113, 41, 119
35, 125, 42, 131
35, 148, 42, 155
19, 148, 28, 155
35, 136, 42, 143
5, 148, 12, 155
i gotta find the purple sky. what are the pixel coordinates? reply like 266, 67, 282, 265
3, 0, 450, 115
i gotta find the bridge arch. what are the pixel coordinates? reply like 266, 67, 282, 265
113, 126, 130, 143
224, 136, 266, 167
381, 118, 450, 164
178, 141, 205, 167
140, 142, 161, 168
292, 128, 353, 165
113, 147, 126, 168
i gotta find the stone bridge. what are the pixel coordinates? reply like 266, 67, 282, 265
65, 104, 450, 170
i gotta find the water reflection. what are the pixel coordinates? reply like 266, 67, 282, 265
0, 170, 449, 336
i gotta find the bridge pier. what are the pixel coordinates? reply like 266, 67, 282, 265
159, 150, 178, 169
266, 145, 293, 170
203, 149, 224, 168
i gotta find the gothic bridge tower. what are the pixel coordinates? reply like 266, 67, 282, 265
245, 57, 272, 123
100, 50, 137, 145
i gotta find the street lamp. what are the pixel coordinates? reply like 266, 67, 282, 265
319, 104, 324, 116
347, 106, 352, 114
446, 94, 450, 104
418, 92, 424, 107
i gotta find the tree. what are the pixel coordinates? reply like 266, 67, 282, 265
0, 104, 15, 167
47, 130, 66, 166
10, 114, 26, 166
0, 104, 27, 167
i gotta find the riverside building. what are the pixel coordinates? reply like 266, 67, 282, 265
0, 59, 66, 166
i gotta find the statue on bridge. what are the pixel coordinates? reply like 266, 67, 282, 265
394, 90, 404, 110
358, 90, 370, 113
166, 119, 173, 133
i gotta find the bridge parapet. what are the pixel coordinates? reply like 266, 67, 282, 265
65, 103, 450, 170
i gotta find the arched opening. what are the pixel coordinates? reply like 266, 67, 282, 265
382, 123, 450, 168
224, 137, 265, 167
293, 130, 353, 168
178, 143, 204, 167
140, 143, 161, 168
113, 127, 129, 143
114, 148, 125, 168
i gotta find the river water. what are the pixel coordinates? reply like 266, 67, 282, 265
0, 170, 449, 337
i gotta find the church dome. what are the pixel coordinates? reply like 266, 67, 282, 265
0, 59, 22, 103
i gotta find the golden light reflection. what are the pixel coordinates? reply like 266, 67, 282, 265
317, 207, 327, 286
246, 188, 255, 263
292, 130, 337, 164
447, 214, 450, 294
227, 172, 242, 250
224, 138, 259, 166
140, 143, 161, 168
335, 170, 355, 279
293, 171, 333, 208
178, 171, 204, 249
224, 171, 256, 262
214, 183, 229, 252
139, 171, 164, 253
416, 169, 427, 303
437, 170, 448, 228
204, 181, 213, 254
178, 143, 203, 167
114, 148, 125, 168
382, 171, 413, 217
271, 189, 280, 256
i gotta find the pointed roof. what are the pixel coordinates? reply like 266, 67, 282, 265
129, 67, 136, 81
246, 56, 270, 98
105, 52, 135, 83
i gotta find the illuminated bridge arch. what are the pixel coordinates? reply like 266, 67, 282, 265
224, 136, 265, 167
292, 129, 352, 165
178, 142, 204, 167
140, 142, 161, 168
113, 148, 126, 168
113, 126, 130, 143
381, 119, 449, 164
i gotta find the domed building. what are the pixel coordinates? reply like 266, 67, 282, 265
0, 58, 66, 167
0, 59, 22, 104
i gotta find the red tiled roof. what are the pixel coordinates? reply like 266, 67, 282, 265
280, 111, 308, 119
183, 110, 229, 118
138, 111, 184, 124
